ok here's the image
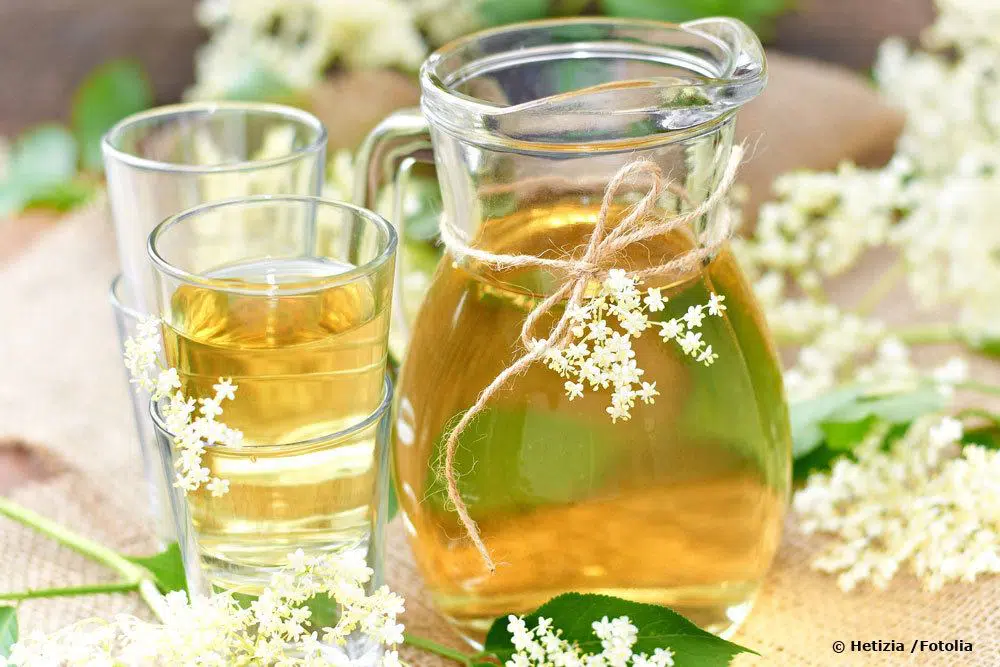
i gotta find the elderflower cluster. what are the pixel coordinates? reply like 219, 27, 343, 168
537, 269, 726, 423
505, 614, 674, 667
733, 0, 1000, 398
793, 416, 1000, 592
5, 549, 405, 666
188, 0, 481, 99
124, 316, 241, 496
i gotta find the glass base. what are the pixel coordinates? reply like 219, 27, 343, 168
438, 584, 759, 649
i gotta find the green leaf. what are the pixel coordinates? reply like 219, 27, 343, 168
425, 407, 617, 516
826, 386, 945, 424
0, 125, 79, 216
600, 0, 710, 23
598, 0, 790, 36
25, 179, 97, 212
819, 415, 877, 451
483, 593, 755, 666
9, 125, 78, 184
72, 60, 153, 171
789, 386, 862, 458
388, 475, 400, 521
401, 177, 443, 242
126, 542, 186, 594
0, 606, 16, 658
962, 426, 1000, 450
477, 0, 550, 26
969, 334, 1000, 357
222, 64, 296, 103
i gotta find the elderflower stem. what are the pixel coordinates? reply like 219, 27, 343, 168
139, 579, 170, 623
403, 633, 473, 665
0, 581, 139, 601
891, 323, 961, 345
0, 498, 150, 598
956, 380, 1000, 397
854, 257, 908, 316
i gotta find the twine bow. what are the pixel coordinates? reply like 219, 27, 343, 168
437, 146, 745, 571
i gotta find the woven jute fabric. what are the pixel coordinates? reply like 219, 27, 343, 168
2, 204, 999, 666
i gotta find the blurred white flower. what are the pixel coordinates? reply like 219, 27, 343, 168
794, 416, 1000, 592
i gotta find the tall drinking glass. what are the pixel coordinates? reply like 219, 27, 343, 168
102, 102, 327, 315
109, 274, 175, 545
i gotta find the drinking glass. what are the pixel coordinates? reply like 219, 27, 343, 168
109, 274, 175, 545
102, 102, 327, 315
150, 376, 393, 664
147, 196, 396, 442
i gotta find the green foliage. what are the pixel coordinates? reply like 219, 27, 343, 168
1, 59, 152, 217
400, 176, 443, 243
789, 386, 862, 458
599, 0, 789, 35
790, 385, 947, 479
0, 125, 92, 217
0, 607, 16, 658
126, 543, 187, 594
478, 0, 550, 26
963, 426, 1000, 449
221, 64, 297, 103
482, 593, 755, 665
387, 475, 400, 521
72, 60, 153, 171
968, 334, 1000, 357
425, 407, 616, 515
476, 0, 791, 36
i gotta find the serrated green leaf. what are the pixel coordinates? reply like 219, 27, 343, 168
126, 542, 186, 594
483, 593, 755, 666
0, 606, 17, 658
789, 386, 862, 458
72, 60, 153, 171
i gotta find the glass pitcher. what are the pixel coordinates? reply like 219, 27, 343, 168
356, 17, 791, 641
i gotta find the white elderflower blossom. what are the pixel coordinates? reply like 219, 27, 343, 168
504, 614, 674, 667
124, 316, 241, 495
794, 416, 1000, 592
189, 0, 429, 100
730, 1, 1000, 398
6, 549, 405, 665
539, 271, 726, 423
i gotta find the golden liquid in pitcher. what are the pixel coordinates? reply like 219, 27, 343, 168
162, 258, 389, 590
395, 203, 791, 640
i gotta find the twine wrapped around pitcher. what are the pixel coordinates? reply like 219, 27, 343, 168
436, 146, 745, 571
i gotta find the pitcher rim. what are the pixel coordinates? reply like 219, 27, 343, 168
419, 16, 766, 152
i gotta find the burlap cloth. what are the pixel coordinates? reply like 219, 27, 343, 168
1, 55, 998, 662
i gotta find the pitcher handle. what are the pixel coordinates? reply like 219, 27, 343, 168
353, 108, 434, 346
